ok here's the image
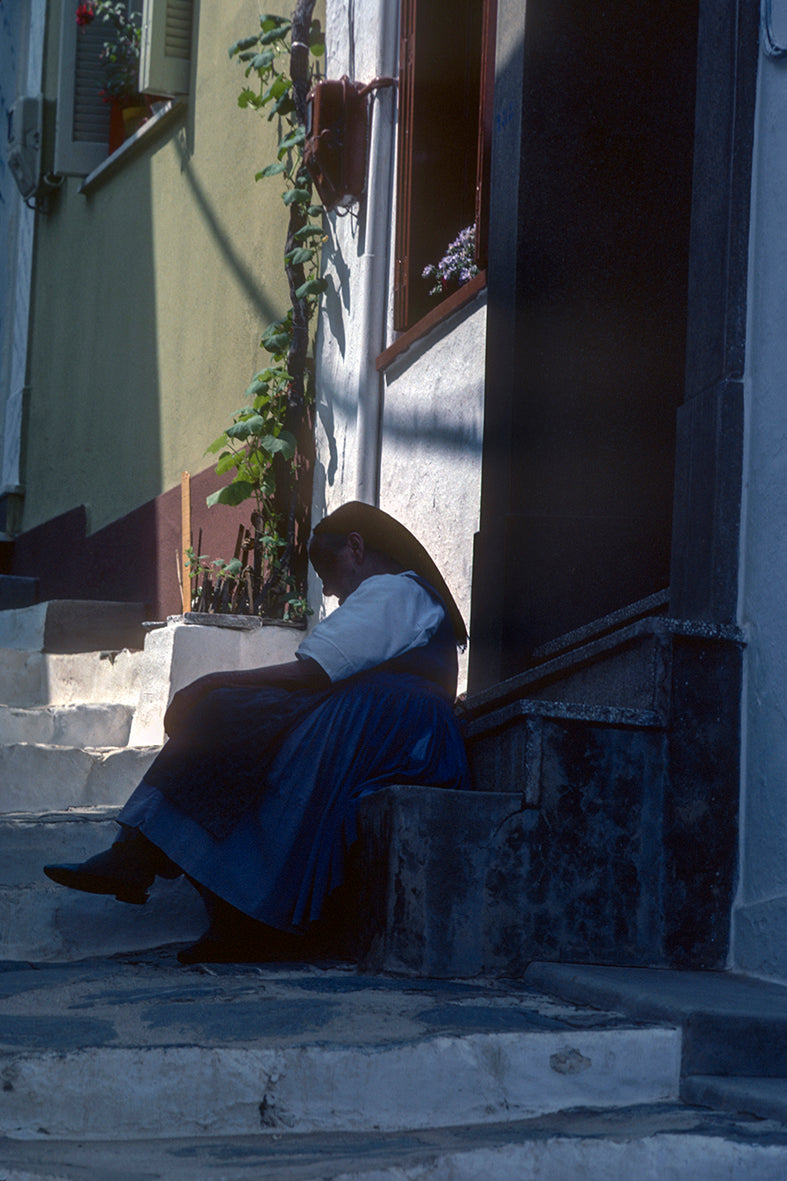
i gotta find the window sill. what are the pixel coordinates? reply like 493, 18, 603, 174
79, 100, 185, 194
376, 270, 487, 372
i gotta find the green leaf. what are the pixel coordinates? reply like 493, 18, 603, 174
282, 187, 311, 206
215, 452, 239, 476
285, 246, 315, 265
229, 34, 260, 57
263, 75, 290, 102
251, 50, 275, 71
259, 24, 290, 45
226, 414, 267, 440
269, 92, 295, 119
293, 225, 327, 241
278, 127, 305, 155
261, 332, 291, 354
256, 160, 288, 179
207, 480, 255, 508
246, 375, 270, 397
310, 41, 325, 57
295, 276, 329, 299
205, 434, 230, 454
237, 88, 258, 108
261, 431, 296, 458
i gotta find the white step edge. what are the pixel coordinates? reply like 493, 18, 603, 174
0, 1026, 681, 1141
0, 745, 158, 812
0, 703, 133, 747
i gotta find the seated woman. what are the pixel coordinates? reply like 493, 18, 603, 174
44, 501, 471, 963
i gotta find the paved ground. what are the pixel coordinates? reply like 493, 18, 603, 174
0, 948, 643, 1054
3, 1102, 787, 1180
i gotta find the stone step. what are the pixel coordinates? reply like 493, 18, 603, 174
682, 1075, 787, 1124
0, 744, 157, 812
0, 599, 146, 653
355, 780, 699, 978
0, 703, 133, 747
0, 809, 204, 961
0, 646, 144, 707
523, 961, 787, 1082
0, 952, 682, 1142
3, 1104, 787, 1180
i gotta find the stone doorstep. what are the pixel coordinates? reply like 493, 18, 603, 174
682, 1077, 787, 1125
524, 962, 787, 1081
0, 703, 134, 747
3, 1106, 787, 1181
0, 744, 158, 813
461, 614, 744, 723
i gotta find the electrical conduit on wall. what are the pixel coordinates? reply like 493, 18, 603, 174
353, 0, 398, 507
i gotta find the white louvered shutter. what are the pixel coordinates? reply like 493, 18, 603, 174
55, 0, 111, 175
139, 0, 194, 96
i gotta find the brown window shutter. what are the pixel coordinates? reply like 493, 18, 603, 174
393, 0, 490, 334
394, 0, 417, 331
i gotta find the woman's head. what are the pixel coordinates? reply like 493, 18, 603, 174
308, 529, 403, 604
309, 502, 467, 644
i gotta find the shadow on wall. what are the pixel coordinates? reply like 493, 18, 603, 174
12, 467, 258, 621
173, 129, 280, 327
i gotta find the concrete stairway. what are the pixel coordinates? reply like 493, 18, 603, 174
0, 601, 307, 962
1, 599, 787, 1176
0, 602, 204, 961
0, 953, 786, 1179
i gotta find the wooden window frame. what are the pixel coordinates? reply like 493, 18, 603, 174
392, 0, 496, 335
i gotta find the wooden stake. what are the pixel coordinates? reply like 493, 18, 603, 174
181, 471, 192, 614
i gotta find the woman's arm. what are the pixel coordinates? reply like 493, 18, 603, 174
163, 656, 329, 737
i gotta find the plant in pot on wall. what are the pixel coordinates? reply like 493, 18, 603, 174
422, 224, 479, 300
188, 6, 326, 626
76, 1, 148, 151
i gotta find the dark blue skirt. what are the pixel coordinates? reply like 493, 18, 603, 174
118, 673, 471, 930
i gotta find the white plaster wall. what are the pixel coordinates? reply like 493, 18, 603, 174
313, 0, 486, 687
732, 25, 787, 981
379, 302, 486, 689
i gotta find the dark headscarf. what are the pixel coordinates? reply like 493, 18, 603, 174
312, 501, 467, 646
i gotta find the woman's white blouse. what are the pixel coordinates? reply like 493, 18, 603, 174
296, 572, 445, 682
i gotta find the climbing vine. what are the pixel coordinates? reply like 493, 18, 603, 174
194, 5, 326, 619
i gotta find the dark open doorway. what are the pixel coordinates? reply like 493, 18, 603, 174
471, 0, 700, 687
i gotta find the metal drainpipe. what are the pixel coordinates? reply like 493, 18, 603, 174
353, 0, 398, 506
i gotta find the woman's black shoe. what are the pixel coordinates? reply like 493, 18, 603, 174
43, 830, 175, 905
177, 901, 304, 964
44, 849, 152, 904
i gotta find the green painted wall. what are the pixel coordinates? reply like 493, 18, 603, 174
24, 1, 291, 536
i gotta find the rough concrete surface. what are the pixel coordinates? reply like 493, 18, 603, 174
2, 1104, 787, 1180
0, 952, 680, 1141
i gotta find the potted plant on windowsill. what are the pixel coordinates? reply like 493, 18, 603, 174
76, 1, 148, 152
422, 224, 479, 302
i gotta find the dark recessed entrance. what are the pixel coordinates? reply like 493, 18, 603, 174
472, 0, 700, 685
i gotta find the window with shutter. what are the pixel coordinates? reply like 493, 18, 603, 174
55, 0, 112, 175
139, 0, 194, 97
55, 0, 192, 178
393, 0, 496, 332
